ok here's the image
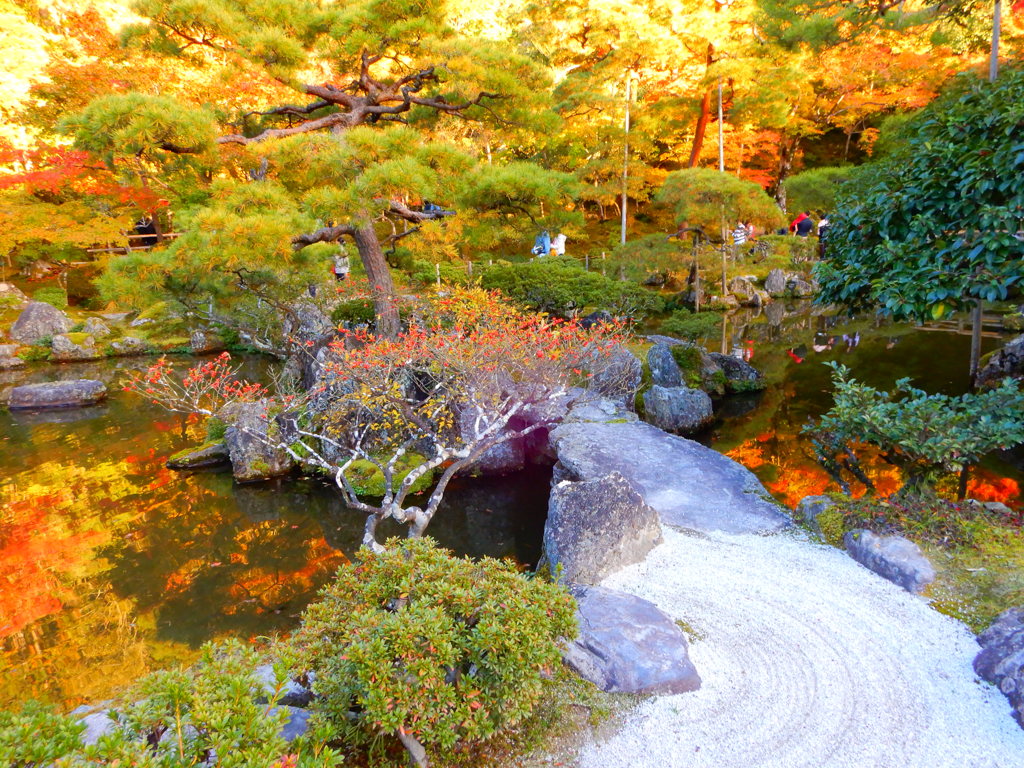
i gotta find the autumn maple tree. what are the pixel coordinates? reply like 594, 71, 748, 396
0, 141, 166, 278
127, 288, 625, 548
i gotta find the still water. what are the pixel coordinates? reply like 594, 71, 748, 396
703, 302, 1022, 508
1, 303, 1020, 711
0, 357, 549, 709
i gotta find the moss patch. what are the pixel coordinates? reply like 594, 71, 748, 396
670, 344, 704, 389
815, 510, 846, 547
345, 452, 434, 496
63, 332, 93, 345
728, 378, 767, 394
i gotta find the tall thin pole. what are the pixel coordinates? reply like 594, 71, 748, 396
717, 76, 724, 173
621, 73, 632, 246
971, 0, 1001, 385
990, 0, 1001, 83
718, 76, 727, 295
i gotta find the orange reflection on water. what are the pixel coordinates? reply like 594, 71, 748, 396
0, 497, 106, 639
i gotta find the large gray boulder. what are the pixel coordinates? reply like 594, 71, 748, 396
563, 585, 701, 694
224, 401, 297, 482
550, 419, 790, 534
977, 334, 1024, 389
273, 706, 311, 742
190, 329, 227, 355
9, 301, 72, 343
707, 353, 765, 393
109, 336, 153, 356
51, 334, 102, 362
642, 385, 713, 434
728, 275, 757, 302
9, 379, 107, 410
764, 268, 787, 297
647, 343, 683, 388
843, 529, 936, 594
974, 606, 1024, 728
588, 345, 643, 410
545, 471, 663, 585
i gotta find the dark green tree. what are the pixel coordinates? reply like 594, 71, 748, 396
815, 67, 1024, 323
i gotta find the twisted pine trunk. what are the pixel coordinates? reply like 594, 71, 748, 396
352, 223, 401, 338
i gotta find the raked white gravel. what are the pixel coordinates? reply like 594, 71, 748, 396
574, 527, 1024, 768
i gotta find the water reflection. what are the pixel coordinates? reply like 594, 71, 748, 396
706, 302, 1022, 509
0, 359, 550, 710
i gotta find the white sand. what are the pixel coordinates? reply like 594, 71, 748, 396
575, 528, 1024, 768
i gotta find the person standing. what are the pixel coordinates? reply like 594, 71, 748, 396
817, 215, 831, 258
732, 220, 749, 247
333, 242, 351, 281
794, 212, 815, 237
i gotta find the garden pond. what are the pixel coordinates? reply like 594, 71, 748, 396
1, 301, 1021, 710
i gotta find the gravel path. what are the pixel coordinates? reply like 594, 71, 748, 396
575, 528, 1024, 768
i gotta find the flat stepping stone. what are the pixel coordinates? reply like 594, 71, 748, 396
550, 420, 790, 535
8, 379, 107, 410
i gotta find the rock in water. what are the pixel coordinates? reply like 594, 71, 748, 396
563, 584, 701, 694
974, 606, 1024, 728
550, 419, 789, 534
8, 301, 72, 344
109, 336, 152, 356
166, 441, 230, 470
647, 343, 683, 388
843, 529, 936, 594
764, 268, 787, 297
190, 329, 227, 355
976, 334, 1024, 389
707, 352, 765, 392
9, 379, 107, 410
545, 471, 663, 585
51, 334, 102, 362
642, 385, 713, 434
224, 401, 297, 482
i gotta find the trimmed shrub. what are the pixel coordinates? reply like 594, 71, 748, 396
661, 309, 722, 342
481, 257, 663, 319
31, 286, 69, 310
289, 538, 576, 764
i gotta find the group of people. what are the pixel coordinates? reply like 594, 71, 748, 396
530, 230, 568, 257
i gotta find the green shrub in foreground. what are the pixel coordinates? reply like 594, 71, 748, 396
0, 641, 342, 768
289, 538, 577, 765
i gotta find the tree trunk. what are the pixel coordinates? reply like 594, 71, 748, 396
969, 300, 983, 387
772, 136, 800, 210
686, 44, 716, 168
352, 223, 401, 338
